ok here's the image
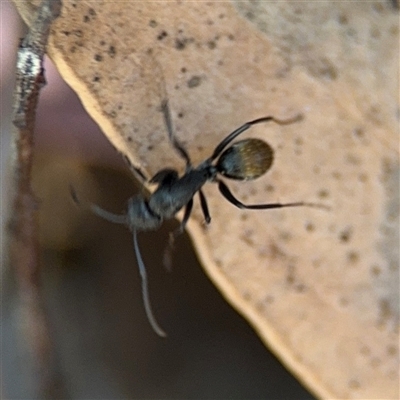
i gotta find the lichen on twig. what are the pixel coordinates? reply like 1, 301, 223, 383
8, 0, 64, 398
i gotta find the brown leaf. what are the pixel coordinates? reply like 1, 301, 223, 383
14, 1, 399, 398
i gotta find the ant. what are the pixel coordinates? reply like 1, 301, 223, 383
72, 100, 326, 337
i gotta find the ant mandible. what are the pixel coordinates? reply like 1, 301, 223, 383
73, 100, 325, 337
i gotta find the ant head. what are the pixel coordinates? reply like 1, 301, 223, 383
127, 196, 162, 231
216, 139, 274, 181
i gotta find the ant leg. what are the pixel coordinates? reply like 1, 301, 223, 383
123, 155, 149, 184
178, 198, 194, 233
198, 189, 211, 224
163, 198, 193, 271
210, 114, 303, 162
217, 180, 329, 210
133, 229, 167, 337
161, 99, 192, 169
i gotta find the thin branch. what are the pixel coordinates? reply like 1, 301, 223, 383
7, 0, 65, 398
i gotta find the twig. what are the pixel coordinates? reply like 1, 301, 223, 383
8, 0, 64, 398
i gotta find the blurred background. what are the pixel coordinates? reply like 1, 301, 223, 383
1, 3, 315, 399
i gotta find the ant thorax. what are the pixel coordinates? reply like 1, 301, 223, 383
149, 167, 211, 219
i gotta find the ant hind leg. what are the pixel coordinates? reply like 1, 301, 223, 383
217, 180, 329, 211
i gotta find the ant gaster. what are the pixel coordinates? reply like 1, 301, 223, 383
73, 101, 326, 337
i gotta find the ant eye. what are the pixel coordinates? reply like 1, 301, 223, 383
216, 139, 274, 180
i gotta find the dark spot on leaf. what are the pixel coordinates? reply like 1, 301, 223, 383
294, 137, 303, 146
370, 264, 382, 276
347, 250, 359, 264
265, 295, 274, 304
264, 184, 274, 193
338, 13, 348, 25
149, 19, 157, 28
157, 30, 168, 40
187, 75, 201, 88
295, 283, 307, 293
94, 54, 103, 62
370, 357, 381, 367
348, 379, 360, 389
308, 57, 338, 81
175, 38, 186, 50
377, 298, 392, 327
207, 40, 216, 49
339, 226, 353, 243
318, 188, 329, 198
358, 172, 368, 182
372, 2, 384, 13
305, 222, 315, 232
279, 231, 292, 241
360, 345, 370, 356
387, 344, 397, 356
246, 11, 255, 20
108, 45, 116, 57
339, 297, 349, 306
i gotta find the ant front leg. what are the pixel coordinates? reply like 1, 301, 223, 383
217, 180, 328, 210
163, 198, 193, 271
122, 155, 150, 184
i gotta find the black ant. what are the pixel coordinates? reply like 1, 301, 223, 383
72, 101, 326, 337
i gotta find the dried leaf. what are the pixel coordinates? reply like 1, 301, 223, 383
13, 1, 399, 398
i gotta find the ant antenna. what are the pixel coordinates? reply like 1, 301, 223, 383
70, 186, 167, 337
133, 228, 167, 337
90, 204, 128, 224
